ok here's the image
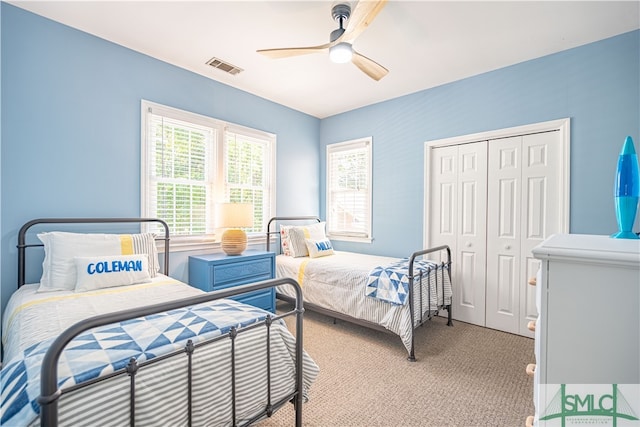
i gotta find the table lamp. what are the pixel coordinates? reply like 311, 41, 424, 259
215, 203, 254, 255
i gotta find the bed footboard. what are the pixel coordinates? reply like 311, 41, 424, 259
407, 245, 453, 361
38, 278, 306, 427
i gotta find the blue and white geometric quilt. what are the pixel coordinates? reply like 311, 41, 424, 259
365, 258, 437, 305
0, 299, 270, 427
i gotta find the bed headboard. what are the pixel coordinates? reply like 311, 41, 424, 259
266, 216, 321, 254
17, 218, 170, 288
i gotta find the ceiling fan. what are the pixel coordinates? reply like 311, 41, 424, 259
257, 1, 389, 81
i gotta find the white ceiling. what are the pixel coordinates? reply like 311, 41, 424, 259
8, 1, 640, 118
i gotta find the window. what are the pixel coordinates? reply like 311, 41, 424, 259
141, 100, 275, 247
326, 137, 372, 242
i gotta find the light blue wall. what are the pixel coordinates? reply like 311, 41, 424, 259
0, 4, 320, 312
321, 30, 640, 257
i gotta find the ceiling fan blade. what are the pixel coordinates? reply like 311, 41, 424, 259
341, 0, 388, 44
352, 51, 388, 81
257, 43, 330, 59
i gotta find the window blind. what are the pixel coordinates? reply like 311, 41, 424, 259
147, 114, 214, 236
224, 129, 271, 233
326, 137, 372, 240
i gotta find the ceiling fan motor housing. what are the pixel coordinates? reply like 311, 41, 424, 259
330, 3, 351, 42
331, 3, 351, 22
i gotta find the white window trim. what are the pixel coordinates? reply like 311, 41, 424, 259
326, 137, 373, 243
141, 100, 276, 252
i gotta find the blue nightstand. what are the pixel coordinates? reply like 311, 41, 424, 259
188, 250, 276, 313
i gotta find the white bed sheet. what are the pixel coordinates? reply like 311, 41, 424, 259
1, 275, 319, 426
276, 251, 452, 353
2, 275, 202, 364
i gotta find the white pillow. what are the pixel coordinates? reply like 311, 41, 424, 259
288, 222, 327, 257
37, 232, 159, 292
75, 254, 151, 292
305, 238, 334, 258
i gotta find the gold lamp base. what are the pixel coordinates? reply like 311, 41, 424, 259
221, 228, 247, 255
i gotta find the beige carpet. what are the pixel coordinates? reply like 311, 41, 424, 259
258, 302, 535, 427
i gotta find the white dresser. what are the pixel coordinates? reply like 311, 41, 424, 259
530, 234, 640, 426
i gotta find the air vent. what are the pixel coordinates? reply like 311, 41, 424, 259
206, 57, 243, 75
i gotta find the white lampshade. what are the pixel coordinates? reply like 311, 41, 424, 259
215, 203, 254, 228
215, 203, 253, 255
329, 42, 353, 64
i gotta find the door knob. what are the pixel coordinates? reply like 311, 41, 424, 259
505, 245, 512, 250
465, 242, 472, 248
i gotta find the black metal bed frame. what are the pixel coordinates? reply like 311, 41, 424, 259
266, 216, 453, 362
18, 217, 171, 287
16, 218, 306, 427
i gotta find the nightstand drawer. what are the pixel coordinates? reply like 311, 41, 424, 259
188, 250, 276, 313
212, 258, 273, 289
234, 289, 276, 312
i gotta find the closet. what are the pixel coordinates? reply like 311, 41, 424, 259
424, 119, 570, 337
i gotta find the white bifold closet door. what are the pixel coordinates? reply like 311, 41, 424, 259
427, 122, 568, 337
429, 141, 487, 327
485, 132, 562, 336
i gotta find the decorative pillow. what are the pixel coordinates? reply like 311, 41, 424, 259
288, 222, 327, 257
37, 232, 159, 293
305, 238, 334, 258
123, 233, 160, 277
74, 254, 151, 292
280, 225, 293, 256
287, 228, 309, 257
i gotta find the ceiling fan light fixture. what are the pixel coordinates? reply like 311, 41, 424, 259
257, 1, 388, 80
329, 42, 353, 63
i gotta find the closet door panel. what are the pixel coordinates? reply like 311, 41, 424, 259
429, 142, 486, 327
519, 131, 563, 336
498, 179, 518, 237
496, 254, 517, 315
487, 137, 522, 334
455, 142, 487, 326
429, 146, 458, 266
459, 251, 479, 308
459, 180, 481, 311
